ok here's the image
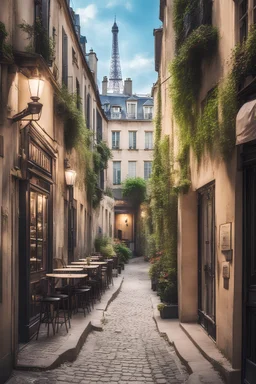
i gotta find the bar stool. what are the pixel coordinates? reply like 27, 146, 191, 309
36, 296, 61, 339
50, 293, 70, 331
74, 287, 91, 316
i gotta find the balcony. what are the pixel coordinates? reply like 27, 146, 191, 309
127, 113, 136, 119
144, 113, 153, 120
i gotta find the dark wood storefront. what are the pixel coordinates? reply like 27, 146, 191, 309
198, 182, 216, 341
242, 142, 256, 384
19, 124, 55, 342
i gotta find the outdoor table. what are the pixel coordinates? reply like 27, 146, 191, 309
53, 268, 84, 272
67, 264, 99, 269
46, 273, 88, 291
89, 261, 107, 265
71, 261, 107, 265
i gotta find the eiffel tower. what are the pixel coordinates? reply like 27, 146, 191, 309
108, 18, 123, 93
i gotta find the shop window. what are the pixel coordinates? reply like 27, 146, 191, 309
30, 191, 48, 273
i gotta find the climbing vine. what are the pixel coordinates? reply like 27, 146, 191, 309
171, 3, 256, 177
0, 22, 13, 62
19, 18, 55, 64
56, 86, 112, 209
147, 86, 178, 304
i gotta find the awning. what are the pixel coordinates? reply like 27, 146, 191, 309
236, 100, 256, 145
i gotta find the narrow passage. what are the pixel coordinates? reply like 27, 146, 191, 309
9, 258, 189, 384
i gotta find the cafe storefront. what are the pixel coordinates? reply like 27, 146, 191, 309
18, 123, 56, 342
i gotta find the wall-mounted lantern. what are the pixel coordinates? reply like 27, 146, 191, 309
10, 68, 44, 123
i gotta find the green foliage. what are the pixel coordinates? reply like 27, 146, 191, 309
94, 236, 116, 258
100, 243, 116, 258
19, 18, 55, 63
94, 235, 109, 252
57, 86, 111, 209
122, 177, 147, 208
173, 0, 199, 49
0, 22, 13, 62
170, 25, 218, 133
114, 243, 132, 263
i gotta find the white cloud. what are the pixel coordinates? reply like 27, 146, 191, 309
106, 0, 132, 11
76, 4, 98, 24
123, 54, 154, 71
125, 2, 132, 11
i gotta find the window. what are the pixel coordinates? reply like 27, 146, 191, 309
62, 28, 68, 86
84, 85, 87, 118
72, 47, 78, 66
254, 0, 256, 24
144, 161, 152, 180
239, 0, 248, 42
87, 93, 91, 129
97, 111, 103, 142
111, 106, 121, 119
76, 78, 80, 109
112, 131, 120, 149
129, 131, 137, 149
113, 161, 121, 185
30, 191, 48, 273
127, 102, 137, 119
144, 106, 153, 119
145, 132, 153, 149
128, 161, 136, 178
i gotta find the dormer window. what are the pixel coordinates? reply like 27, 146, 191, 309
111, 106, 121, 119
103, 102, 110, 112
127, 102, 137, 119
144, 106, 153, 120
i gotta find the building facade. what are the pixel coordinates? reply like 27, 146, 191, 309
154, 1, 256, 383
0, 1, 113, 382
100, 21, 154, 254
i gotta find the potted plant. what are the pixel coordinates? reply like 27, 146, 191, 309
157, 303, 178, 319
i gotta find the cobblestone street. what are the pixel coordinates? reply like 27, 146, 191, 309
8, 258, 189, 384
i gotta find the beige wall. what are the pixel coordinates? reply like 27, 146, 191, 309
156, 0, 242, 370
108, 120, 153, 186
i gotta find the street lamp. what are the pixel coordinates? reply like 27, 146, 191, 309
10, 69, 45, 123
64, 159, 77, 263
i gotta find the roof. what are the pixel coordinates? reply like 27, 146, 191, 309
143, 99, 154, 106
100, 93, 154, 120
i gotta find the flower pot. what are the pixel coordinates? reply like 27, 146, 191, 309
160, 304, 178, 319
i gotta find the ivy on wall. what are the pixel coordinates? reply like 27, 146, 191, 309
19, 18, 55, 64
146, 86, 178, 304
171, 2, 256, 184
0, 22, 13, 62
56, 86, 112, 209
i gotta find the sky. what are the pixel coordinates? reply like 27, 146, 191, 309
71, 0, 161, 95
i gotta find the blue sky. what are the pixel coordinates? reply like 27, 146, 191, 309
71, 0, 161, 95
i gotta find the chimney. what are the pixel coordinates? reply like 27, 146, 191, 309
123, 78, 132, 96
88, 48, 98, 83
102, 76, 108, 95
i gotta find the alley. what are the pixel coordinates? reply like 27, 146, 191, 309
8, 258, 188, 384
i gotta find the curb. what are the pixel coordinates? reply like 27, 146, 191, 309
15, 276, 124, 372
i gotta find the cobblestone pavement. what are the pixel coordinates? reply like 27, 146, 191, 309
8, 258, 189, 384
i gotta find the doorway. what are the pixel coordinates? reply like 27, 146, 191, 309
198, 182, 216, 340
243, 147, 256, 384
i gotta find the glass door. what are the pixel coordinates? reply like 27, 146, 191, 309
29, 190, 48, 320
198, 183, 216, 340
